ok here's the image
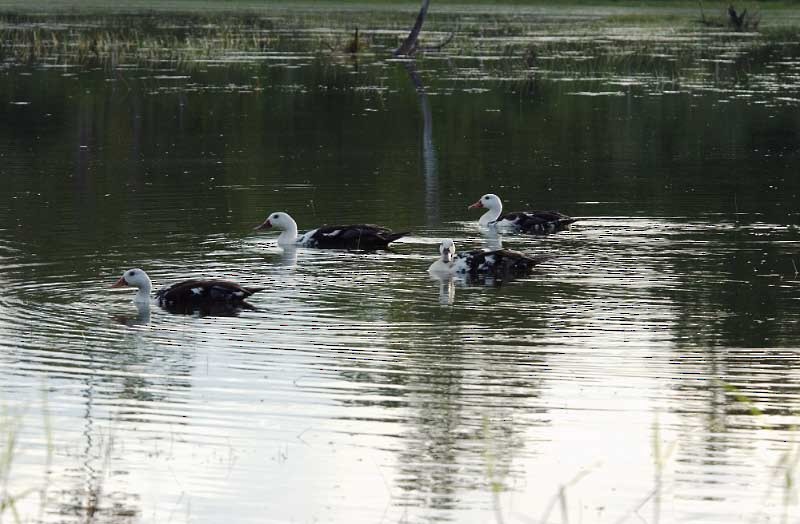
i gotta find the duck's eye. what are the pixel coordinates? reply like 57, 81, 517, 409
128, 270, 135, 277
484, 196, 490, 200
272, 214, 279, 219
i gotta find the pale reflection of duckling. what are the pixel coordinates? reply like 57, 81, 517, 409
437, 277, 456, 306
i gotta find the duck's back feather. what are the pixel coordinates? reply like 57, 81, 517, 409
497, 211, 577, 234
303, 224, 408, 249
155, 279, 264, 306
456, 249, 551, 278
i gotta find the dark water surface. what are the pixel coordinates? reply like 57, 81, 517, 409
1, 5, 800, 523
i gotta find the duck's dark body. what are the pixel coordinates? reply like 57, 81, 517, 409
495, 211, 577, 234
159, 299, 258, 317
155, 279, 264, 308
455, 249, 551, 279
301, 224, 408, 250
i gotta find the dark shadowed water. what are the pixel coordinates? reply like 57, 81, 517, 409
1, 5, 799, 523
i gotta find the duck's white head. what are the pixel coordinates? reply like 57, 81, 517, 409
255, 212, 299, 245
111, 268, 153, 303
468, 193, 503, 225
429, 239, 457, 274
255, 211, 294, 231
439, 239, 456, 263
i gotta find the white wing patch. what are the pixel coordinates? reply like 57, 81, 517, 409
191, 287, 203, 295
452, 257, 470, 274
495, 218, 519, 229
322, 229, 341, 237
298, 229, 318, 246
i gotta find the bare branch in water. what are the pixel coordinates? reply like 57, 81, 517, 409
394, 0, 431, 57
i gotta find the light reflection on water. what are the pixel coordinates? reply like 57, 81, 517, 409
1, 6, 800, 524
2, 215, 799, 522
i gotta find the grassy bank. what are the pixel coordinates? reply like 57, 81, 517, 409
0, 1, 798, 32
0, 5, 794, 38
0, 0, 798, 12
0, 0, 796, 69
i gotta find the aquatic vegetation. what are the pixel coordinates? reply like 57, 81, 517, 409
0, 7, 796, 109
0, 14, 283, 68
0, 398, 52, 522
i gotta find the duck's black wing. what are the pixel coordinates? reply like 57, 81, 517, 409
307, 224, 409, 250
155, 279, 264, 307
458, 249, 551, 279
498, 211, 577, 234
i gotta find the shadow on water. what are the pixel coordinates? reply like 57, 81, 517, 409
159, 300, 259, 318
112, 300, 259, 321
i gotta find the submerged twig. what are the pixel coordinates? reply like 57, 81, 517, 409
346, 27, 361, 54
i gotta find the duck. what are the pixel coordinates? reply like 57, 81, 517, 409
468, 193, 576, 234
428, 239, 550, 279
255, 211, 408, 250
111, 268, 264, 310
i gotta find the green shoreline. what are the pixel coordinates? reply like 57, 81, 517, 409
0, 0, 798, 10
0, 0, 798, 31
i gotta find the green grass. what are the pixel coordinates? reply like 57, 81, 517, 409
0, 0, 798, 13
0, 396, 52, 524
0, 0, 796, 72
0, 1, 797, 35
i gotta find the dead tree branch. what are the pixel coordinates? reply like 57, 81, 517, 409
728, 4, 747, 31
394, 0, 431, 57
727, 4, 760, 31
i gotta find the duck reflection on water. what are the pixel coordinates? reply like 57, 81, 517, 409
111, 300, 152, 326
279, 245, 298, 268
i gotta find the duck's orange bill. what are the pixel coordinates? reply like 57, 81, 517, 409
468, 200, 484, 210
111, 276, 128, 288
254, 219, 272, 231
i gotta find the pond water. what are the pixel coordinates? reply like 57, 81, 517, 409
1, 5, 800, 523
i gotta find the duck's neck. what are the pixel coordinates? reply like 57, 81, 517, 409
133, 278, 152, 303
135, 301, 152, 324
479, 205, 502, 226
277, 217, 300, 246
